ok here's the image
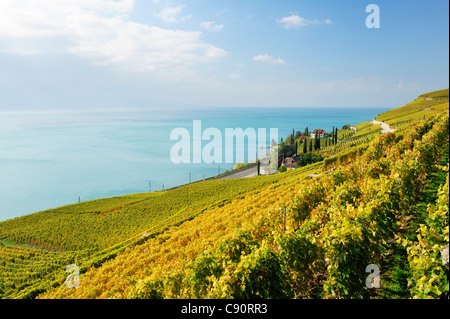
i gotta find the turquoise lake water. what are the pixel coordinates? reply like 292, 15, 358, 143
0, 106, 389, 221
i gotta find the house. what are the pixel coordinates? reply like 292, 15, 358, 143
310, 129, 326, 139
282, 156, 299, 169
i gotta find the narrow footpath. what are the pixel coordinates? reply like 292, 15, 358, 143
371, 120, 396, 134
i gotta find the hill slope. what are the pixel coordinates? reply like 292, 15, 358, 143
0, 174, 295, 298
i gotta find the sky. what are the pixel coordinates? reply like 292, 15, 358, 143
0, 0, 448, 110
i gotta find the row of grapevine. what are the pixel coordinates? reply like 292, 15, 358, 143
0, 176, 284, 252
0, 172, 291, 298
1, 163, 312, 298
376, 98, 447, 123
37, 163, 323, 298
0, 242, 89, 298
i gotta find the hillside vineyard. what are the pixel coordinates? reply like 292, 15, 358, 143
0, 89, 449, 299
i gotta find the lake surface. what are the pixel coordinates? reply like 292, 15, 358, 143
0, 106, 389, 221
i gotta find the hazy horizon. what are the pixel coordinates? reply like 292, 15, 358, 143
0, 0, 448, 111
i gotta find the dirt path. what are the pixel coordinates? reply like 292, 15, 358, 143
371, 120, 396, 134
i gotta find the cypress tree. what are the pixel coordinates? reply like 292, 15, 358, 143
309, 139, 313, 152
303, 139, 307, 153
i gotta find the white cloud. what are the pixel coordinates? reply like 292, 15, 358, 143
154, 5, 191, 24
277, 15, 332, 29
253, 54, 286, 65
204, 46, 228, 58
229, 73, 241, 80
0, 0, 135, 38
0, 0, 227, 72
200, 21, 224, 32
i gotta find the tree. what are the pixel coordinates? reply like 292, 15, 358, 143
295, 131, 302, 139
309, 139, 313, 152
257, 160, 261, 175
296, 152, 324, 167
278, 143, 296, 161
303, 139, 307, 154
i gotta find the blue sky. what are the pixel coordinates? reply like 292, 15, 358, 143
0, 0, 448, 110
